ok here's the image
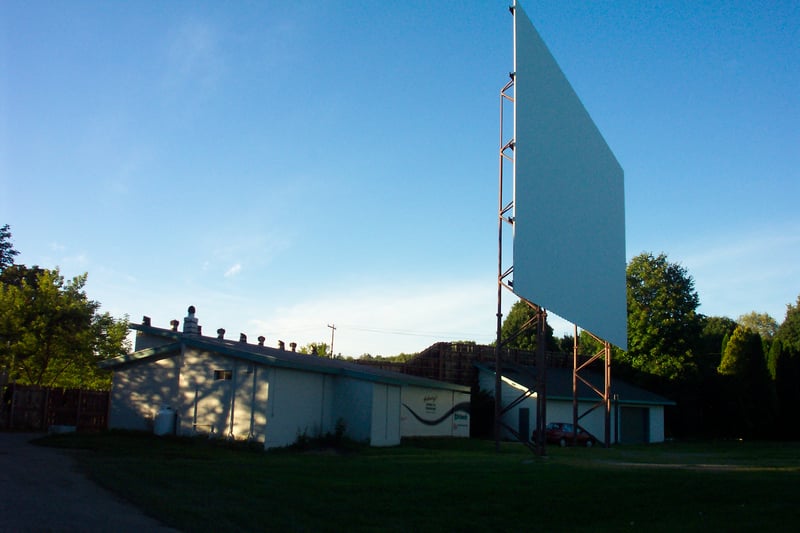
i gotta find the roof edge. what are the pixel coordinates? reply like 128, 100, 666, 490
99, 341, 182, 368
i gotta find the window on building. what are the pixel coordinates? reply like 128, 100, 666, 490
213, 369, 232, 381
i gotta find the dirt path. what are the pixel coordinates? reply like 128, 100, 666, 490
0, 432, 178, 532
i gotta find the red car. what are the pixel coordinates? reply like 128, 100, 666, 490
532, 422, 596, 447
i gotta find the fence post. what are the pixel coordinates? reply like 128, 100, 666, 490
76, 389, 83, 430
43, 387, 50, 430
9, 384, 17, 430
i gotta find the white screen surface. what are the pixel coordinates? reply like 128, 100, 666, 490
512, 2, 627, 349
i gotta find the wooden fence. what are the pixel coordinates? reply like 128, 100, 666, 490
0, 384, 109, 432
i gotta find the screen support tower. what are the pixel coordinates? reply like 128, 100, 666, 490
493, 70, 549, 456
495, 1, 615, 452
573, 328, 613, 448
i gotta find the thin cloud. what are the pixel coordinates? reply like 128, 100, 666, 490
224, 263, 242, 278
162, 18, 224, 95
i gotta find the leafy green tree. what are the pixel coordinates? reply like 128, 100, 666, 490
577, 330, 604, 356
770, 339, 800, 438
718, 326, 760, 376
298, 342, 329, 357
717, 326, 776, 436
776, 295, 800, 353
556, 334, 575, 354
380, 352, 419, 363
0, 268, 129, 389
738, 311, 778, 355
500, 300, 557, 352
622, 252, 701, 380
0, 224, 19, 271
695, 315, 737, 375
737, 312, 778, 341
767, 338, 782, 380
771, 297, 800, 438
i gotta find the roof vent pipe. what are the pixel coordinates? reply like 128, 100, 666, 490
217, 328, 225, 339
278, 340, 285, 351
257, 336, 265, 346
142, 316, 151, 326
290, 342, 297, 352
170, 319, 179, 332
183, 306, 199, 335
239, 333, 247, 343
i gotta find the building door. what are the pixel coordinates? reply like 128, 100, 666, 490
620, 406, 649, 444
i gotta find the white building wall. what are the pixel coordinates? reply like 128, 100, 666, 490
231, 361, 269, 441
332, 377, 373, 443
108, 354, 181, 431
649, 405, 665, 443
400, 385, 471, 438
173, 350, 336, 448
451, 390, 471, 437
262, 367, 331, 449
178, 350, 237, 437
370, 384, 401, 447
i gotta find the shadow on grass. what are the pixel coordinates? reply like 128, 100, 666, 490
34, 432, 800, 532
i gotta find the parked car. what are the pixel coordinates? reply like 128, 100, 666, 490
532, 422, 596, 447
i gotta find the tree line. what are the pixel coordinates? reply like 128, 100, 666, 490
502, 252, 800, 440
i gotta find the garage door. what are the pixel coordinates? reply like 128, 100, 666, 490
620, 406, 649, 444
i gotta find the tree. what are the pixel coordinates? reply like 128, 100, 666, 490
737, 311, 778, 341
0, 268, 129, 389
379, 352, 419, 363
770, 339, 800, 438
772, 296, 800, 438
622, 252, 701, 380
0, 264, 45, 288
776, 295, 800, 353
500, 300, 557, 352
694, 315, 737, 375
717, 326, 776, 436
298, 342, 329, 357
0, 224, 19, 272
556, 334, 575, 354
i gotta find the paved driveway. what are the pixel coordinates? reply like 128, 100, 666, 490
0, 432, 177, 532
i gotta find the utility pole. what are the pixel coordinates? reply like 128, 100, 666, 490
327, 324, 336, 358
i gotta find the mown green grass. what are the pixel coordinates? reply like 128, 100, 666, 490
38, 433, 800, 532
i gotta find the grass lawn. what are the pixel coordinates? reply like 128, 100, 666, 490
39, 432, 800, 532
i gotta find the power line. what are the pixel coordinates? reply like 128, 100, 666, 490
338, 323, 494, 341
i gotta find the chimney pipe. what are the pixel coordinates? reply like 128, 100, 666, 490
278, 340, 285, 351
142, 316, 151, 326
290, 342, 297, 352
183, 306, 199, 335
257, 336, 265, 346
170, 319, 179, 332
239, 333, 247, 343
217, 328, 225, 339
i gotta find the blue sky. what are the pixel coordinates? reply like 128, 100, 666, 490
2, 1, 798, 356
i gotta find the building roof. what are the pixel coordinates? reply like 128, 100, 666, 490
100, 323, 469, 393
475, 361, 675, 406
